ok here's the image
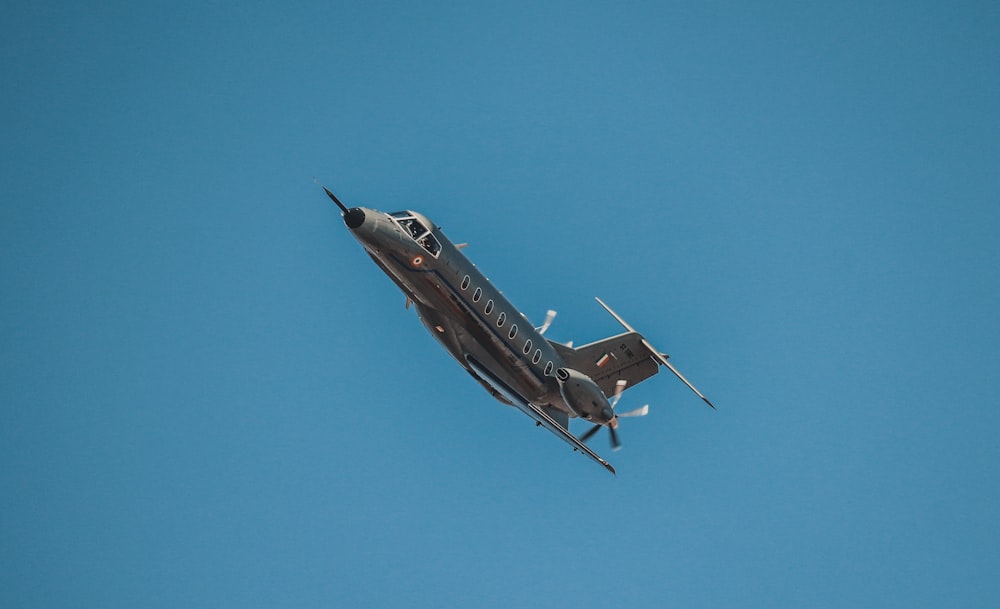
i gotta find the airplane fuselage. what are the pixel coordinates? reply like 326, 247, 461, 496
344, 206, 589, 421
323, 185, 714, 474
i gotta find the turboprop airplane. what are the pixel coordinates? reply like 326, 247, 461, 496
320, 182, 714, 474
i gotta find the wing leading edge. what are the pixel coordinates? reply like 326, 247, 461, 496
465, 355, 615, 474
515, 400, 616, 475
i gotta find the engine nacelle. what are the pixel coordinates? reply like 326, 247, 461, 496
555, 368, 614, 423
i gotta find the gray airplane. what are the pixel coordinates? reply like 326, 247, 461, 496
321, 183, 713, 473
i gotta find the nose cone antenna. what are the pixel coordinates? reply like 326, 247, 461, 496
315, 178, 366, 229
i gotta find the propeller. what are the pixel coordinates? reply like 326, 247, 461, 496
579, 424, 602, 443
617, 404, 650, 418
579, 420, 626, 451
609, 379, 626, 408
608, 425, 621, 451
577, 379, 649, 451
536, 310, 557, 335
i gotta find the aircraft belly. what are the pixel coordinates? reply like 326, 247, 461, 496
366, 251, 423, 305
406, 275, 548, 403
363, 232, 567, 416
462, 344, 529, 395
416, 302, 535, 401
413, 303, 469, 366
425, 310, 557, 412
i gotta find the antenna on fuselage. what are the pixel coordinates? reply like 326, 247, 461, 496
314, 177, 350, 214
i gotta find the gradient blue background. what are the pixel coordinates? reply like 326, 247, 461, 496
3, 2, 999, 607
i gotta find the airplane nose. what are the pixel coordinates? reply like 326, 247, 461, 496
344, 207, 366, 229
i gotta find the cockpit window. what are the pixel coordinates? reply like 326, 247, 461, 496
390, 212, 441, 257
417, 233, 441, 256
397, 217, 425, 239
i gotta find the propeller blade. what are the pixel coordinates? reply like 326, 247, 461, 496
578, 424, 602, 443
610, 379, 627, 409
537, 310, 557, 335
609, 426, 621, 451
617, 404, 649, 418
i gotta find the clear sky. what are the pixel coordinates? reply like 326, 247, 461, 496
3, 1, 999, 608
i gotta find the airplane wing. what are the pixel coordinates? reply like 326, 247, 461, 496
465, 354, 615, 474
513, 400, 616, 475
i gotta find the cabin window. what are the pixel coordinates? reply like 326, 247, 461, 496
497, 312, 506, 327
532, 349, 542, 364
473, 287, 482, 302
544, 361, 553, 375
508, 324, 517, 339
523, 339, 532, 355
461, 275, 470, 290
485, 300, 494, 315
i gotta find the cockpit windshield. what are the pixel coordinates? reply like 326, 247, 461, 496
389, 211, 441, 256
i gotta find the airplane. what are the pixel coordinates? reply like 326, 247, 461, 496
320, 182, 713, 473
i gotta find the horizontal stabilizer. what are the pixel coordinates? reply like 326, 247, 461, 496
548, 332, 661, 398
595, 297, 715, 410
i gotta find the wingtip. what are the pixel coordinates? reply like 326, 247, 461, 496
594, 296, 636, 333
704, 397, 717, 410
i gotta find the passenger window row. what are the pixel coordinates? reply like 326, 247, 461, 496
461, 274, 552, 375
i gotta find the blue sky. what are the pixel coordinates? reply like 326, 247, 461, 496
3, 1, 999, 607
